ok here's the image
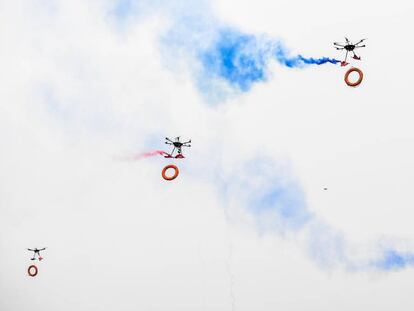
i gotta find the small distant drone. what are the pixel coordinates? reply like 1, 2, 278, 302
334, 37, 366, 66
164, 137, 191, 158
27, 247, 46, 261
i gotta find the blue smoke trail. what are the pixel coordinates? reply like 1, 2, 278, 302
277, 54, 339, 67
375, 250, 414, 271
219, 157, 414, 272
200, 31, 268, 92
110, 1, 340, 96
200, 29, 339, 91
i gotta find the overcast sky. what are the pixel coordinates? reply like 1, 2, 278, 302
1, 0, 414, 310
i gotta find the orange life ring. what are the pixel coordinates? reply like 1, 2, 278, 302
344, 67, 363, 87
28, 265, 38, 277
162, 164, 179, 181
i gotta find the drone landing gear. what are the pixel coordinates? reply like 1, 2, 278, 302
164, 154, 185, 159
341, 61, 349, 67
352, 55, 361, 60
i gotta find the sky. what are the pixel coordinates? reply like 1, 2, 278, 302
1, 0, 414, 310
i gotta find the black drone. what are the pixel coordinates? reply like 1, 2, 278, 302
27, 247, 46, 261
165, 137, 191, 158
334, 37, 366, 66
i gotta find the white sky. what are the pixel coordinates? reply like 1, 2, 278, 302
1, 0, 414, 310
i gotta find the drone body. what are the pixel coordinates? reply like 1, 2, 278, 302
164, 137, 191, 158
27, 247, 46, 261
334, 37, 366, 66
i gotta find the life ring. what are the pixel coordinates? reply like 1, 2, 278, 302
344, 67, 363, 87
28, 265, 38, 277
162, 164, 179, 181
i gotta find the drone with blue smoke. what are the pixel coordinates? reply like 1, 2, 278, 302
199, 29, 339, 91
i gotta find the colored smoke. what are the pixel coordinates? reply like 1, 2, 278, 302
200, 29, 339, 91
118, 150, 168, 161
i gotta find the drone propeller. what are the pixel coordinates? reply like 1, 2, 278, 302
354, 38, 367, 46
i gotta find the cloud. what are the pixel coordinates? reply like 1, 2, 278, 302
219, 157, 414, 272
2, 0, 414, 310
374, 250, 414, 271
219, 158, 311, 233
104, 0, 414, 273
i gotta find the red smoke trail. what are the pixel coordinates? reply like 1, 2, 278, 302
133, 150, 168, 159
118, 150, 168, 161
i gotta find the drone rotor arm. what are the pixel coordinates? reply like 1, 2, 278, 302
354, 39, 366, 45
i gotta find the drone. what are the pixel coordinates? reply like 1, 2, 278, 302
334, 37, 366, 66
164, 136, 191, 158
27, 247, 46, 261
